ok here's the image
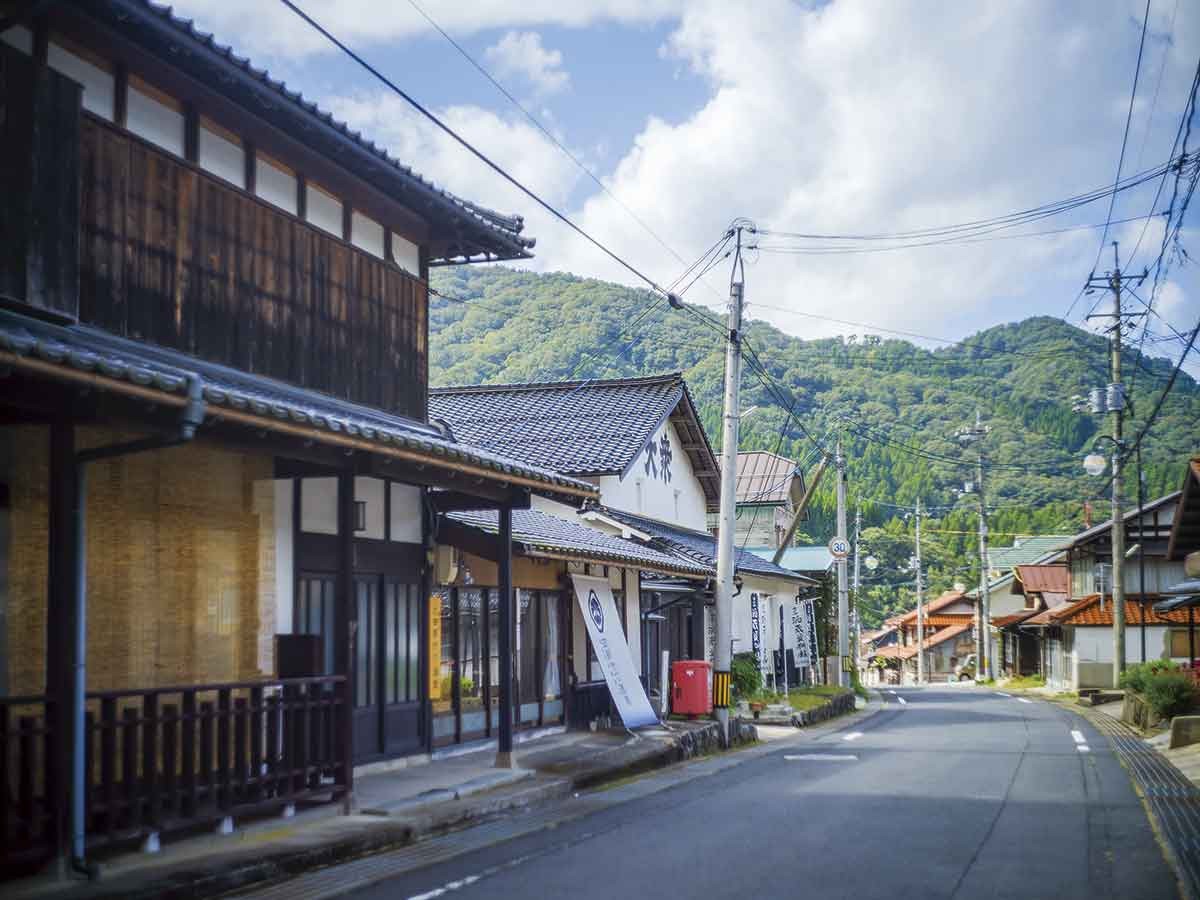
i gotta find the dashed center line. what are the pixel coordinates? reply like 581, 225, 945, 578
784, 754, 859, 761
1071, 730, 1086, 744
1078, 745, 1091, 753
897, 696, 908, 705
843, 731, 864, 742
1017, 698, 1033, 704
995, 692, 1011, 698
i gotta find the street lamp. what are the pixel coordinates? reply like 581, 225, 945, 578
865, 555, 879, 571
1083, 453, 1107, 477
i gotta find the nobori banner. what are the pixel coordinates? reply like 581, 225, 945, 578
571, 574, 659, 729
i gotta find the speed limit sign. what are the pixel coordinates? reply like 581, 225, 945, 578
828, 537, 851, 559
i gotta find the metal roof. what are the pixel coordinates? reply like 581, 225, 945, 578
750, 545, 834, 574
430, 374, 721, 510
591, 507, 812, 585
987, 536, 1073, 569
446, 509, 712, 578
75, 0, 534, 265
735, 451, 803, 506
0, 308, 596, 501
1064, 492, 1182, 549
1012, 564, 1070, 595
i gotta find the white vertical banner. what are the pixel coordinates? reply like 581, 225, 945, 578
791, 598, 812, 668
804, 597, 820, 669
571, 574, 659, 728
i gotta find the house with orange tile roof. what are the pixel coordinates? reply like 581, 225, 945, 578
1012, 459, 1196, 690
868, 589, 978, 684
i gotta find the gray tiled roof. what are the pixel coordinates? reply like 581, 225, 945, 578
0, 309, 595, 500
446, 509, 711, 578
83, 0, 533, 264
750, 545, 834, 575
592, 507, 812, 585
430, 375, 721, 509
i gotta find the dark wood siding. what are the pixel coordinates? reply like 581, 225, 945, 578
78, 115, 427, 419
0, 44, 80, 318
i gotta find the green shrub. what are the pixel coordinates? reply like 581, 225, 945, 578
1121, 660, 1180, 694
1143, 671, 1197, 721
731, 652, 762, 699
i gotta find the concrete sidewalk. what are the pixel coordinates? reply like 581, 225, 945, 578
7, 718, 746, 900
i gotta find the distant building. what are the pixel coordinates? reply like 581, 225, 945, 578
709, 451, 807, 549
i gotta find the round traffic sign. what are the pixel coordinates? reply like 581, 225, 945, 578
828, 537, 850, 559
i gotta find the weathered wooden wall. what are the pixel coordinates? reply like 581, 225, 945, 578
0, 44, 81, 317
78, 116, 428, 420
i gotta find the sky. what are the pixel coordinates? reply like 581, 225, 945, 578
172, 0, 1199, 374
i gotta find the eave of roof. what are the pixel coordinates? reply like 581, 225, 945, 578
923, 622, 973, 648
897, 590, 970, 625
593, 506, 812, 584
1065, 491, 1182, 549
446, 508, 711, 579
86, 0, 533, 265
0, 309, 597, 503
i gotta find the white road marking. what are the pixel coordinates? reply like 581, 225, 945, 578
784, 754, 859, 761
1078, 745, 1091, 753
1071, 730, 1086, 744
843, 731, 864, 742
409, 874, 482, 900
897, 696, 908, 705
888, 691, 898, 696
995, 692, 1011, 698
1017, 698, 1033, 704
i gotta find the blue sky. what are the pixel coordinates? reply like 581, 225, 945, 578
173, 1, 1198, 375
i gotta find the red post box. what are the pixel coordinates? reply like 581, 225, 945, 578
671, 660, 712, 716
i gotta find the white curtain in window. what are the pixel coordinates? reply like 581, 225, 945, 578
544, 596, 560, 698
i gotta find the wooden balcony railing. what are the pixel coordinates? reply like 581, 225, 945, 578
1, 675, 347, 874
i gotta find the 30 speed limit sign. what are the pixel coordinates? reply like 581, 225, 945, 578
828, 537, 851, 559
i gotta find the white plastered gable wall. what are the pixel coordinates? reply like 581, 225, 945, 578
596, 421, 708, 530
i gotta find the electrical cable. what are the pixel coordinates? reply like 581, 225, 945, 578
277, 0, 678, 300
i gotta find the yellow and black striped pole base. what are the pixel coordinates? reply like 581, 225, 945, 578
713, 670, 731, 708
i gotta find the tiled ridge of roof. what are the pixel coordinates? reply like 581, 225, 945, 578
430, 375, 687, 477
897, 590, 970, 625
446, 508, 711, 578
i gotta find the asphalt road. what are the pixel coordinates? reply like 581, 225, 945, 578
349, 687, 1178, 900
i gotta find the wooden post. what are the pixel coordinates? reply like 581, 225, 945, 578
46, 421, 76, 864
336, 469, 356, 807
496, 507, 514, 766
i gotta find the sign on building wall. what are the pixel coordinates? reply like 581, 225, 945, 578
705, 604, 717, 664
428, 593, 442, 697
571, 574, 659, 728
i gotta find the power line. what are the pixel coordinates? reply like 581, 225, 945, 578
277, 0, 676, 300
402, 0, 729, 309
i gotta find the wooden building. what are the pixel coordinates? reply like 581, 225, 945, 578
0, 1, 598, 875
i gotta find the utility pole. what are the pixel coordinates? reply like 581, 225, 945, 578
836, 440, 850, 688
853, 503, 862, 670
915, 498, 924, 685
713, 225, 745, 743
1084, 242, 1146, 687
1137, 443, 1147, 662
957, 411, 991, 681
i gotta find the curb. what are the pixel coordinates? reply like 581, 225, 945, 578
21, 724, 752, 900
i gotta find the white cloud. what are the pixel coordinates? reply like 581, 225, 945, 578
484, 31, 569, 97
170, 0, 682, 59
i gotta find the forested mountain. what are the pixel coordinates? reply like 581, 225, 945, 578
430, 266, 1199, 626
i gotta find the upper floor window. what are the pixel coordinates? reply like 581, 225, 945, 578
198, 117, 245, 189
49, 39, 115, 122
127, 76, 183, 157
391, 231, 421, 275
305, 181, 343, 238
255, 152, 298, 215
351, 211, 384, 259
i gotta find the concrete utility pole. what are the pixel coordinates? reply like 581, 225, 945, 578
957, 411, 991, 681
1109, 248, 1127, 689
852, 503, 862, 669
713, 226, 745, 742
836, 441, 850, 688
915, 498, 925, 685
1084, 242, 1146, 687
